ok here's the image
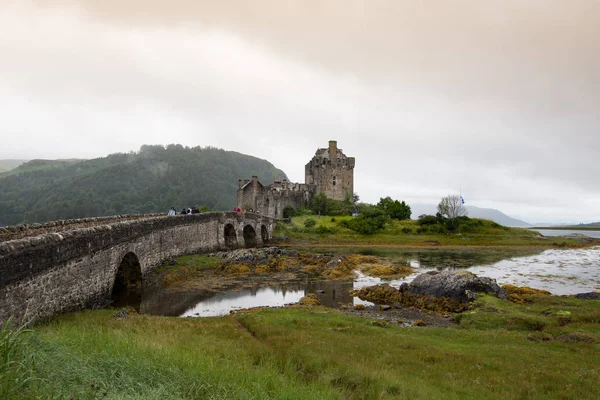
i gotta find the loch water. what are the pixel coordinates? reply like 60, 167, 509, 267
131, 246, 600, 318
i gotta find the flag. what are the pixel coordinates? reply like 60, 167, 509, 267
461, 196, 465, 204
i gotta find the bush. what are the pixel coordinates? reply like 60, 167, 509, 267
330, 217, 336, 222
309, 193, 354, 216
304, 218, 317, 228
417, 214, 438, 226
401, 227, 412, 234
344, 207, 387, 234
315, 225, 337, 234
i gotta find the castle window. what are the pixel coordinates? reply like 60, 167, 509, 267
333, 176, 336, 186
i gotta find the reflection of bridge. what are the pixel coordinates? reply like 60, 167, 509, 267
0, 212, 275, 325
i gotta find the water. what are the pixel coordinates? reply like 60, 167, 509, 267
136, 246, 600, 317
533, 229, 600, 238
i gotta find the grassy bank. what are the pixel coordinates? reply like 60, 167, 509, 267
275, 216, 593, 248
3, 292, 599, 399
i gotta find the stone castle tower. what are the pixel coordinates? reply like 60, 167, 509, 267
305, 140, 355, 201
237, 140, 355, 218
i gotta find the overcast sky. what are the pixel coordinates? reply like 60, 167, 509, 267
1, 1, 599, 223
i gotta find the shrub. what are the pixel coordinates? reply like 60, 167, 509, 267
330, 217, 336, 222
416, 226, 428, 234
417, 214, 438, 226
315, 225, 336, 234
401, 227, 412, 234
304, 218, 317, 228
345, 212, 387, 234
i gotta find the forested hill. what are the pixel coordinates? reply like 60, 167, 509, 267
0, 144, 287, 226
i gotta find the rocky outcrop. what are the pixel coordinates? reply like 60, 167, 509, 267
400, 270, 507, 302
574, 292, 600, 300
210, 247, 297, 264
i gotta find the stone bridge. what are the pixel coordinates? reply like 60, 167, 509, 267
0, 212, 275, 325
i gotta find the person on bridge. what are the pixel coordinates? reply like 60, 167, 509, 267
168, 207, 176, 216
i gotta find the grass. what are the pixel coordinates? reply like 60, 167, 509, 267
276, 216, 590, 248
154, 254, 221, 286
9, 295, 600, 399
156, 254, 221, 274
0, 318, 36, 398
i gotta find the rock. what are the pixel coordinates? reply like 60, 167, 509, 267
214, 247, 297, 263
315, 290, 326, 294
404, 270, 507, 302
574, 292, 600, 300
380, 305, 392, 311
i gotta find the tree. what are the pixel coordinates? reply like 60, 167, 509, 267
376, 197, 411, 220
437, 195, 467, 231
341, 205, 387, 234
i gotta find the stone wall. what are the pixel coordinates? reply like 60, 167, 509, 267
0, 212, 273, 325
0, 213, 164, 242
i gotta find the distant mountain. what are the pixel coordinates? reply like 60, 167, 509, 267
0, 159, 82, 178
0, 159, 28, 174
0, 144, 287, 226
410, 203, 531, 227
576, 222, 600, 228
464, 206, 531, 227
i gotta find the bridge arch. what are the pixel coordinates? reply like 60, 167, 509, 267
224, 223, 237, 248
111, 252, 142, 310
261, 225, 269, 244
243, 225, 257, 248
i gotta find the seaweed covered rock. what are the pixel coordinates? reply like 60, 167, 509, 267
401, 270, 507, 302
351, 284, 468, 313
299, 293, 321, 306
502, 284, 551, 303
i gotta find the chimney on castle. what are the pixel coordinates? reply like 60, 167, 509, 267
328, 140, 337, 159
238, 179, 242, 189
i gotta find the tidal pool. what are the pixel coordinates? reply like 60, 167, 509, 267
136, 246, 600, 317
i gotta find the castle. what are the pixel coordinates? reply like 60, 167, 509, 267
237, 140, 355, 218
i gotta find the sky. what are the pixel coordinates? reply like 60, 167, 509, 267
1, 0, 599, 224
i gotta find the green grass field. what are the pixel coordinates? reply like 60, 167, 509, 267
277, 216, 587, 248
3, 293, 599, 399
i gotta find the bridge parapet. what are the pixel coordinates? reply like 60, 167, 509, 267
0, 213, 165, 243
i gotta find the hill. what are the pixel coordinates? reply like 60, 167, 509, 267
569, 222, 600, 228
0, 159, 82, 178
410, 204, 531, 227
0, 159, 28, 174
0, 144, 286, 226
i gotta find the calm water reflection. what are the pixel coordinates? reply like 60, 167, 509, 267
134, 246, 600, 318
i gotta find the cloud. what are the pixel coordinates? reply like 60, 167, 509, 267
0, 1, 599, 223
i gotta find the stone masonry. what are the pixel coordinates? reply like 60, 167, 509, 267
237, 140, 355, 218
0, 212, 274, 326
